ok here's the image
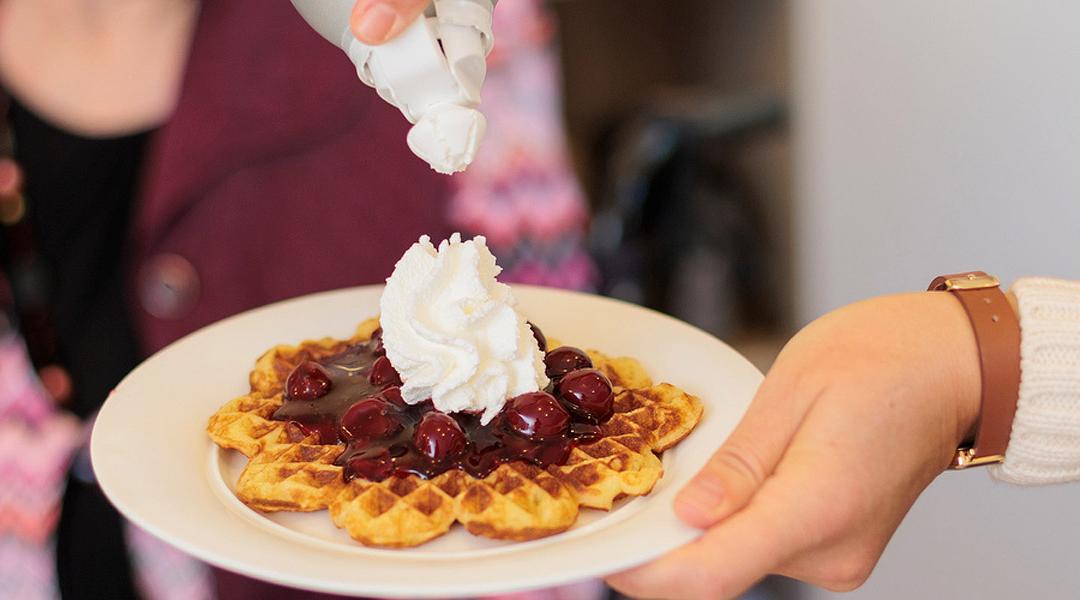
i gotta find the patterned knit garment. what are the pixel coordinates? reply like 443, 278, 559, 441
0, 333, 81, 600
448, 0, 597, 292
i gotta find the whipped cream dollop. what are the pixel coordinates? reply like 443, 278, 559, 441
379, 234, 548, 423
406, 104, 487, 175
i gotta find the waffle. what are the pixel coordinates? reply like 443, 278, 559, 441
207, 318, 381, 455
207, 320, 703, 547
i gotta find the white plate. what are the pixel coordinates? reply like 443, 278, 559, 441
91, 285, 761, 598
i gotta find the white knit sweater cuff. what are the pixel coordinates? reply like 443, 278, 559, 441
990, 277, 1080, 484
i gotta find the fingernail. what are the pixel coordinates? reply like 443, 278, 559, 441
354, 3, 398, 44
675, 476, 726, 527
0, 159, 21, 195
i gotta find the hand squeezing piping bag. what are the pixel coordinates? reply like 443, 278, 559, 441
290, 0, 495, 174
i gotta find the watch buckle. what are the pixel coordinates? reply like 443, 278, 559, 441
950, 447, 1005, 470
942, 273, 1001, 291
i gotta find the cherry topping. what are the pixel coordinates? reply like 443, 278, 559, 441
544, 346, 592, 380
504, 392, 570, 441
529, 322, 547, 353
345, 452, 393, 481
557, 369, 615, 423
275, 332, 618, 482
285, 361, 332, 401
569, 422, 603, 443
292, 419, 338, 445
370, 327, 385, 356
381, 386, 406, 407
414, 412, 467, 462
369, 355, 403, 387
340, 398, 403, 440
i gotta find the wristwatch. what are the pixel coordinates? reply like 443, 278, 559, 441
928, 272, 1021, 469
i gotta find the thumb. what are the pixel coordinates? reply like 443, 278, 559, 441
351, 0, 430, 45
675, 371, 809, 528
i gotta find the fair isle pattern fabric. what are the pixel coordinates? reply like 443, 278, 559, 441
450, 0, 596, 292
0, 537, 59, 600
126, 524, 214, 600
483, 581, 607, 600
0, 329, 216, 600
0, 334, 81, 600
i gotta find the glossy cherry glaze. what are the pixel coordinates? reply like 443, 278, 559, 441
504, 392, 571, 440
544, 346, 593, 379
272, 344, 386, 444
340, 398, 403, 440
556, 368, 615, 423
285, 361, 333, 402
370, 327, 385, 356
529, 321, 547, 353
271, 327, 610, 482
369, 355, 402, 387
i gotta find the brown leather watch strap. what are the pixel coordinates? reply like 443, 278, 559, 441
928, 272, 1021, 468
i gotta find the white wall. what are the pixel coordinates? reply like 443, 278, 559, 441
792, 1, 1080, 598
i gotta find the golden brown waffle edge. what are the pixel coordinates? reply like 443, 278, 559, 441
207, 318, 703, 547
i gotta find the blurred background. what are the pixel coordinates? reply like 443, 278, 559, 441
551, 1, 1080, 599
3, 1, 1080, 599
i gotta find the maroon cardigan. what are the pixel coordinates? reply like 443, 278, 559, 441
132, 0, 450, 354
3, 2, 448, 598
136, 2, 448, 598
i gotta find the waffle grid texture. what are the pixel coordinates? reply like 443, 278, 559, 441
207, 320, 702, 547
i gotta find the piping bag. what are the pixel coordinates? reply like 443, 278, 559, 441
291, 0, 495, 174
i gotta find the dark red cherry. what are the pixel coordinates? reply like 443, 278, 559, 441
370, 327, 385, 356
340, 398, 403, 440
369, 355, 403, 387
381, 386, 406, 407
528, 322, 547, 353
345, 452, 393, 481
557, 369, 615, 423
569, 422, 603, 443
544, 346, 592, 379
285, 361, 332, 401
504, 392, 570, 441
292, 419, 338, 445
414, 412, 467, 462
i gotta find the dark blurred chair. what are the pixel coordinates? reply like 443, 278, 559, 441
590, 91, 784, 338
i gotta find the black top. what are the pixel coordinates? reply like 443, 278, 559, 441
2, 101, 146, 418
0, 99, 149, 600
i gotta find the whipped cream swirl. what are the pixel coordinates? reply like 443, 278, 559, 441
379, 234, 549, 423
406, 104, 487, 175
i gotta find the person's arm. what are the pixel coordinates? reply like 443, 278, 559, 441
608, 276, 1080, 599
608, 291, 982, 598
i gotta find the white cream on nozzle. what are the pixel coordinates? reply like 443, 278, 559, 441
290, 0, 494, 174
407, 104, 486, 175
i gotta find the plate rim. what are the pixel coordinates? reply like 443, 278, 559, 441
91, 284, 762, 597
